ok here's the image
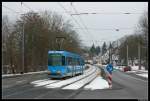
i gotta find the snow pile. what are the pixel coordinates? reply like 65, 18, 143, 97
2, 70, 48, 78
2, 74, 22, 77
113, 66, 119, 69
131, 66, 145, 71
102, 65, 107, 67
126, 71, 137, 73
136, 73, 148, 78
84, 76, 109, 90
118, 66, 124, 71
137, 70, 148, 73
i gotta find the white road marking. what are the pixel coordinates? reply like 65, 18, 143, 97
34, 80, 60, 87
30, 79, 49, 84
16, 80, 26, 83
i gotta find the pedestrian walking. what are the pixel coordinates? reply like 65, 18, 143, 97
105, 61, 113, 88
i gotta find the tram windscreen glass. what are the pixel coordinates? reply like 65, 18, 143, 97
48, 54, 65, 66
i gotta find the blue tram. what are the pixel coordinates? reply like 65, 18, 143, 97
47, 50, 85, 78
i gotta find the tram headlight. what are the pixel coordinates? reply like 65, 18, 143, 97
48, 71, 51, 75
57, 71, 61, 74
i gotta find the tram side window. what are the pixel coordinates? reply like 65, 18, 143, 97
77, 59, 80, 65
74, 58, 77, 65
67, 57, 72, 65
62, 56, 65, 65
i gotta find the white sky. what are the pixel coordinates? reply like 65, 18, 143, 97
2, 2, 148, 47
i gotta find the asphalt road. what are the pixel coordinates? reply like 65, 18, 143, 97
2, 68, 148, 99
74, 70, 148, 99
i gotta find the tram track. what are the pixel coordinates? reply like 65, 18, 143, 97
3, 65, 100, 98
44, 66, 96, 88
31, 65, 94, 87
62, 67, 99, 90
33, 67, 99, 99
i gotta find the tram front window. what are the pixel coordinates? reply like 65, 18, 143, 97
48, 54, 65, 66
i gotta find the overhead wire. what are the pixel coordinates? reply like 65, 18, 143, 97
73, 27, 135, 31
2, 5, 21, 14
21, 2, 33, 11
70, 3, 95, 44
70, 12, 143, 15
57, 2, 92, 42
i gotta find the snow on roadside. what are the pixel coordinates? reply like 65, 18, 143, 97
2, 70, 48, 78
136, 73, 148, 78
84, 76, 109, 90
131, 66, 145, 71
113, 66, 119, 69
136, 70, 148, 73
126, 71, 137, 73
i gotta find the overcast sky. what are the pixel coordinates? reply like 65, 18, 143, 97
2, 2, 148, 47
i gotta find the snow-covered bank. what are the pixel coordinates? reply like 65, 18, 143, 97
2, 70, 48, 78
131, 66, 145, 71
125, 66, 148, 78
84, 76, 109, 90
136, 73, 148, 78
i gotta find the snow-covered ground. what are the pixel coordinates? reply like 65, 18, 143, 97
113, 66, 119, 69
84, 76, 109, 90
126, 71, 137, 73
136, 73, 148, 78
130, 66, 145, 71
30, 65, 110, 90
124, 66, 148, 78
2, 70, 48, 78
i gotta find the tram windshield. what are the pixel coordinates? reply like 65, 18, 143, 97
48, 54, 65, 66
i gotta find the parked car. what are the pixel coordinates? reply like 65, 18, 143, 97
124, 66, 131, 72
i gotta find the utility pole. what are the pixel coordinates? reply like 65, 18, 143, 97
138, 43, 141, 70
22, 22, 24, 73
21, 2, 24, 74
126, 45, 128, 66
109, 42, 112, 63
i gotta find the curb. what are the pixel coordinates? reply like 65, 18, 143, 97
2, 71, 48, 79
